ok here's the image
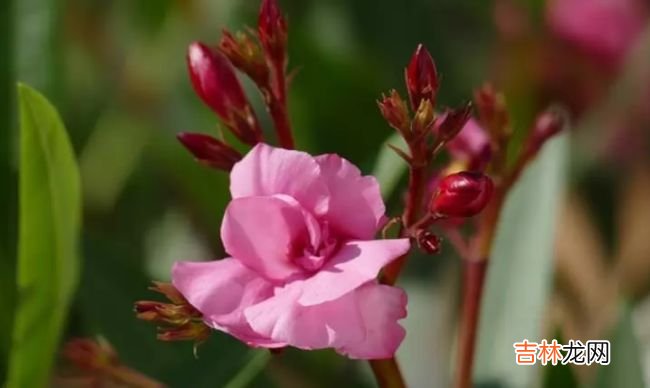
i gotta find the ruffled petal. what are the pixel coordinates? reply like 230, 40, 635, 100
171, 259, 284, 346
230, 143, 329, 215
297, 239, 410, 306
244, 281, 407, 359
221, 195, 310, 282
315, 154, 385, 239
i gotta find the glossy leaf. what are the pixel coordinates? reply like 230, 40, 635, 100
6, 84, 81, 388
474, 133, 568, 387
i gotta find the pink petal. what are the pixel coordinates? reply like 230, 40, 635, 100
230, 143, 329, 215
315, 154, 385, 239
171, 259, 284, 346
244, 281, 407, 359
445, 118, 492, 171
297, 239, 410, 306
221, 195, 309, 281
336, 283, 407, 359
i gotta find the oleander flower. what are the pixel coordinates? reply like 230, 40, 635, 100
172, 144, 410, 359
547, 0, 648, 66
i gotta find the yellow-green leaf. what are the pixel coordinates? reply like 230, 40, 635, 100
7, 83, 81, 388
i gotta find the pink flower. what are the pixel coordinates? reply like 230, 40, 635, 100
172, 144, 410, 359
547, 0, 648, 66
444, 118, 492, 171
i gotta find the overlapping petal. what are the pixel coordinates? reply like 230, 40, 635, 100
171, 259, 283, 346
221, 195, 309, 281
297, 239, 410, 306
230, 143, 329, 215
315, 154, 386, 239
244, 281, 407, 359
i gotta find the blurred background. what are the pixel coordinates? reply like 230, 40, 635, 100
1, 0, 650, 387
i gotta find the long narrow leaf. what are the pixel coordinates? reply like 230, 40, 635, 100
7, 84, 81, 388
474, 133, 569, 387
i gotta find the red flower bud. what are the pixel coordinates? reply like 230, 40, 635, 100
416, 230, 441, 255
430, 172, 493, 218
474, 84, 508, 136
434, 102, 473, 143
378, 89, 410, 135
405, 44, 439, 111
187, 42, 261, 145
258, 0, 288, 67
62, 338, 118, 372
177, 132, 242, 172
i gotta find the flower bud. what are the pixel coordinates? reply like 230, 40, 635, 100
434, 102, 473, 143
405, 44, 439, 111
177, 132, 243, 172
62, 338, 118, 372
219, 29, 269, 88
187, 42, 261, 145
430, 172, 493, 218
258, 0, 288, 67
474, 84, 509, 137
525, 108, 566, 156
378, 89, 410, 135
416, 230, 441, 255
412, 99, 435, 137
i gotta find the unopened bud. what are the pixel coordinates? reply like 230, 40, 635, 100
258, 0, 288, 67
177, 132, 242, 172
444, 118, 492, 171
413, 99, 435, 137
434, 102, 473, 142
416, 230, 441, 255
378, 89, 410, 135
219, 29, 269, 88
474, 84, 508, 137
526, 108, 566, 156
405, 44, 439, 111
62, 338, 118, 372
430, 171, 493, 218
187, 42, 261, 145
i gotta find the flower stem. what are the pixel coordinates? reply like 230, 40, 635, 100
455, 259, 487, 388
267, 66, 295, 149
369, 358, 407, 388
381, 163, 427, 285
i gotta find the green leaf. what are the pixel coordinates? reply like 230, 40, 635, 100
6, 84, 81, 388
223, 350, 271, 388
593, 304, 645, 388
474, 133, 569, 387
372, 132, 409, 199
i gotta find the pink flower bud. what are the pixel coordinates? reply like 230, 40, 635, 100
177, 132, 242, 172
405, 44, 439, 111
258, 0, 288, 67
430, 172, 493, 218
187, 42, 261, 144
443, 118, 492, 171
527, 109, 566, 155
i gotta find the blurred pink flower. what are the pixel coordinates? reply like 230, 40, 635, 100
442, 118, 492, 171
547, 0, 648, 66
172, 144, 410, 359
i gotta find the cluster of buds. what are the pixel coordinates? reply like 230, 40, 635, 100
180, 0, 294, 171
134, 282, 210, 348
378, 44, 494, 255
61, 338, 163, 388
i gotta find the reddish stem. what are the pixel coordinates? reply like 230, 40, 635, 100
455, 259, 487, 388
267, 65, 295, 149
369, 358, 407, 388
381, 163, 426, 285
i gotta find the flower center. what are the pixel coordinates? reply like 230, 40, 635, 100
293, 221, 338, 273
